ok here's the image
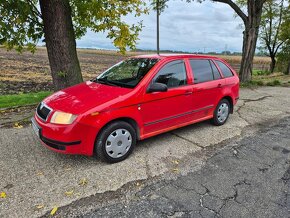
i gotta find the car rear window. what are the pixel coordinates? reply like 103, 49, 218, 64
189, 59, 214, 84
215, 60, 234, 78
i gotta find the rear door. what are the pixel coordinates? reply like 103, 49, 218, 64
215, 60, 239, 103
140, 59, 193, 136
189, 59, 225, 120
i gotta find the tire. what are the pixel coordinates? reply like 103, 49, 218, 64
212, 99, 230, 126
95, 121, 136, 163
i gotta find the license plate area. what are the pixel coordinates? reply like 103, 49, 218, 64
31, 118, 40, 138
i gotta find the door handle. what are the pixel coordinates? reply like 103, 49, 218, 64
217, 84, 222, 88
184, 90, 193, 95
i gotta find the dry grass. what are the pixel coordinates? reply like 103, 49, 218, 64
253, 72, 290, 86
0, 47, 274, 94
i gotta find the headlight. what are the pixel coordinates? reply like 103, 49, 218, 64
50, 111, 77, 125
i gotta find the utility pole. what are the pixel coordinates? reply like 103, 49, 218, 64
156, 0, 160, 55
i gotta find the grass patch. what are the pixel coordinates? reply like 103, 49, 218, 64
0, 91, 51, 109
240, 80, 264, 88
250, 72, 290, 87
252, 69, 271, 76
266, 79, 281, 86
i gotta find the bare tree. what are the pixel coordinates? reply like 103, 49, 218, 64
259, 0, 285, 73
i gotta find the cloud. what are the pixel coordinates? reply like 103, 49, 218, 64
77, 1, 244, 52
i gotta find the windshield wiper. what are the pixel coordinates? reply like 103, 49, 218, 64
93, 78, 118, 87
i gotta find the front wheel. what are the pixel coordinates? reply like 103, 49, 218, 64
212, 99, 230, 126
95, 121, 136, 163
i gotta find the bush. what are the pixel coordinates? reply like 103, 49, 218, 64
266, 80, 281, 86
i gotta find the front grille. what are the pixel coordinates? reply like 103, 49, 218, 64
36, 102, 51, 121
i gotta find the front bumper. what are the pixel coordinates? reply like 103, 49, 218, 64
31, 116, 97, 156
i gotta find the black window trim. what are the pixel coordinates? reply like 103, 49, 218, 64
209, 60, 222, 80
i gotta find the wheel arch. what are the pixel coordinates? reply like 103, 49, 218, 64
221, 96, 234, 113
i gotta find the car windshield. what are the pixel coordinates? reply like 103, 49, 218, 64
93, 58, 159, 88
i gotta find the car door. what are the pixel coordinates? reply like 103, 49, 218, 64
189, 59, 225, 120
140, 59, 193, 136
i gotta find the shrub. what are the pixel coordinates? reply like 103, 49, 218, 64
266, 80, 281, 86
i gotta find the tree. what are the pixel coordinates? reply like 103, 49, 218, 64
0, 0, 146, 91
156, 0, 266, 82
259, 0, 285, 73
277, 2, 290, 74
206, 0, 267, 82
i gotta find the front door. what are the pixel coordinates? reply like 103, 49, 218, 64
140, 60, 193, 137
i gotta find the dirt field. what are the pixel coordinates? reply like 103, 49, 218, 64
0, 47, 271, 94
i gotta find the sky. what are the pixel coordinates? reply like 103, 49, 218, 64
76, 1, 245, 53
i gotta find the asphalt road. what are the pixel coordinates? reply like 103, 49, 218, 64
1, 87, 290, 217
61, 116, 290, 217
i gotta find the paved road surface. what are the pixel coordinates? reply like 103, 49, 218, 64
0, 87, 290, 217
68, 116, 290, 217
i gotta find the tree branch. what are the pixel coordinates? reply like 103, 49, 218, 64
212, 0, 248, 25
274, 41, 284, 55
272, 0, 284, 52
27, 0, 42, 18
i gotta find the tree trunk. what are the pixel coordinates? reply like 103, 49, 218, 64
239, 28, 257, 82
270, 55, 276, 73
287, 60, 290, 75
239, 1, 263, 82
39, 0, 83, 91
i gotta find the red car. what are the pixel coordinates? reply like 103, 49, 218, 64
32, 54, 239, 163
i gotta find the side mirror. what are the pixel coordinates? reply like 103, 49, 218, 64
147, 83, 168, 93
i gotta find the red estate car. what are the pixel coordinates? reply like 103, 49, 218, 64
32, 54, 239, 163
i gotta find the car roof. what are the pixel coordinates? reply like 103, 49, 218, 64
132, 53, 220, 60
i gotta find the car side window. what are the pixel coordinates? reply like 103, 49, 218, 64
215, 60, 234, 78
153, 60, 187, 88
189, 59, 214, 84
210, 60, 222, 80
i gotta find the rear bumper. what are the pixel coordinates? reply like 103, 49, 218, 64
32, 116, 97, 156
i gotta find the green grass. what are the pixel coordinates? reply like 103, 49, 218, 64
266, 79, 281, 86
252, 69, 271, 76
0, 91, 51, 109
240, 80, 264, 87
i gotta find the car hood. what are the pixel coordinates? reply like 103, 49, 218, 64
43, 81, 132, 114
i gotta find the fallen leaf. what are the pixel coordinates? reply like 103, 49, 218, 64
172, 160, 179, 165
65, 190, 74, 196
50, 207, 58, 216
36, 204, 44, 209
172, 168, 179, 173
36, 172, 44, 176
0, 192, 7, 198
74, 192, 81, 197
13, 122, 23, 129
79, 178, 88, 186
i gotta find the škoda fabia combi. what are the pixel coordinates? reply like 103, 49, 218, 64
32, 54, 239, 163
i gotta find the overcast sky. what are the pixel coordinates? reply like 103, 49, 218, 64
76, 1, 244, 53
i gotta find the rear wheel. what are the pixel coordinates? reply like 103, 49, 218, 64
212, 99, 230, 126
95, 121, 136, 163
